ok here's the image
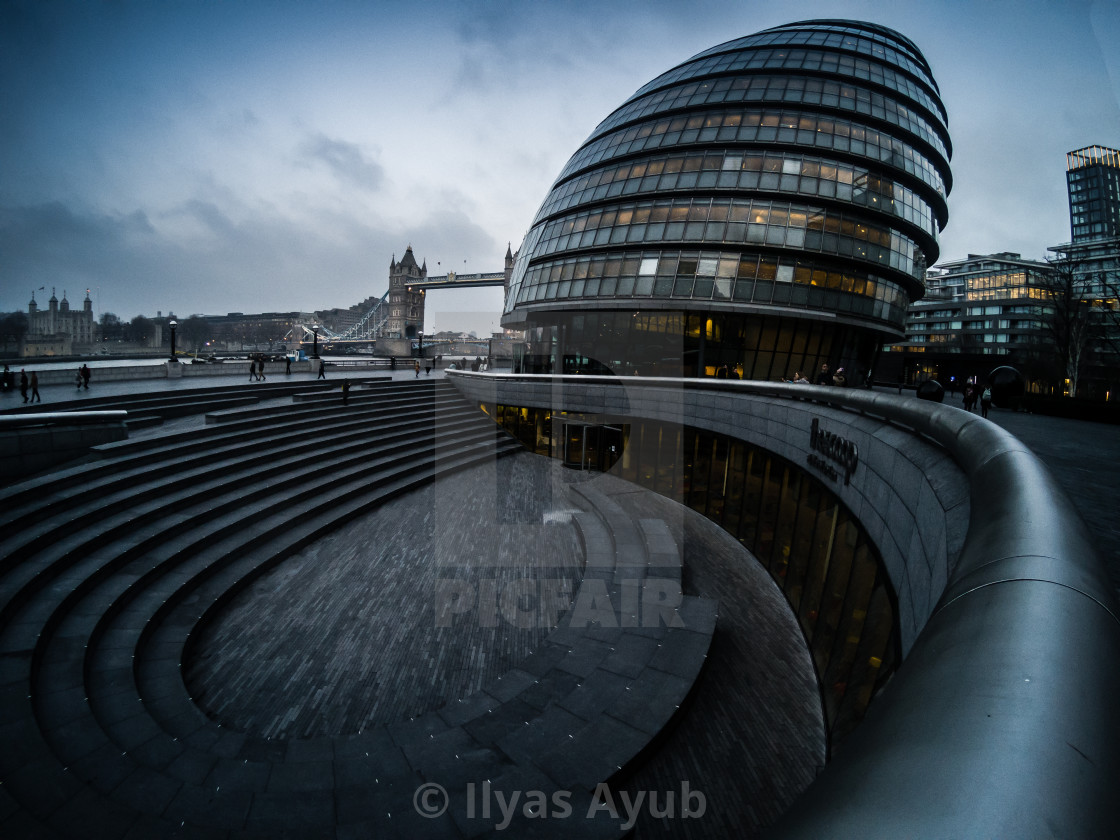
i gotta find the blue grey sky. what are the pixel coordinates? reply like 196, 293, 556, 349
2, 0, 1118, 334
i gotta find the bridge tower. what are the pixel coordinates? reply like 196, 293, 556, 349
386, 245, 427, 339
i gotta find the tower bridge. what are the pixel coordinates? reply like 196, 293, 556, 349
289, 245, 513, 350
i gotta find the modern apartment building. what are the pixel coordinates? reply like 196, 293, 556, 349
891, 253, 1053, 385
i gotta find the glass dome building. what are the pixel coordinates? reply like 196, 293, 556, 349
502, 19, 951, 382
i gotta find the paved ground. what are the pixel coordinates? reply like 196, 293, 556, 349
0, 361, 450, 405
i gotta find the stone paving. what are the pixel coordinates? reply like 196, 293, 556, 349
183, 457, 824, 838
598, 480, 825, 839
185, 454, 586, 738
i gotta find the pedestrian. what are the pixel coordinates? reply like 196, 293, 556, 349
76, 368, 84, 389
962, 383, 976, 412
30, 371, 41, 403
425, 364, 431, 376
980, 384, 992, 418
414, 360, 420, 378
80, 364, 91, 389
285, 356, 291, 375
341, 379, 351, 405
1, 364, 12, 393
317, 359, 326, 379
20, 369, 29, 403
258, 358, 266, 381
832, 367, 847, 387
249, 357, 258, 382
816, 363, 832, 385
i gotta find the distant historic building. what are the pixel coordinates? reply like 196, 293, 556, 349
385, 246, 428, 339
25, 288, 96, 356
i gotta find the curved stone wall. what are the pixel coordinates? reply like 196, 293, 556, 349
447, 371, 1120, 837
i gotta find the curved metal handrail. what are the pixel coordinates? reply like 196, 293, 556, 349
448, 371, 1120, 838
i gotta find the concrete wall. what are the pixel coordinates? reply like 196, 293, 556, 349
0, 411, 128, 479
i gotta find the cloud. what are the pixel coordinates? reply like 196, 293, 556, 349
300, 133, 384, 192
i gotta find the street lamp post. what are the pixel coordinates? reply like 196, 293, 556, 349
418, 331, 424, 358
312, 328, 319, 359
169, 319, 178, 362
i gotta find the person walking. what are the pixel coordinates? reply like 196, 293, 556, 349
249, 357, 258, 382
1, 364, 13, 393
80, 364, 91, 390
19, 369, 29, 403
317, 359, 326, 379
76, 368, 84, 390
285, 355, 291, 375
414, 360, 420, 378
962, 383, 976, 412
980, 384, 993, 418
258, 358, 266, 381
341, 379, 351, 405
30, 371, 41, 403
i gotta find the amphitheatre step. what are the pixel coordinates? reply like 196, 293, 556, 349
0, 384, 473, 513
1, 373, 715, 837
0, 403, 486, 550
0, 416, 506, 629
15, 443, 524, 836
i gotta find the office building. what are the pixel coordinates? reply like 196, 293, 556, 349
502, 19, 952, 385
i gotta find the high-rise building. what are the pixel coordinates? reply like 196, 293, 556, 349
1049, 145, 1120, 399
1066, 145, 1120, 243
502, 19, 952, 386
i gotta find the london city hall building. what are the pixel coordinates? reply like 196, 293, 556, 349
451, 18, 1117, 838
501, 19, 952, 384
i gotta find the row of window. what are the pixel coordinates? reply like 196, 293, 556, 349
525, 197, 922, 279
594, 74, 949, 160
690, 25, 933, 89
540, 149, 937, 236
634, 46, 946, 125
508, 249, 910, 323
560, 108, 948, 200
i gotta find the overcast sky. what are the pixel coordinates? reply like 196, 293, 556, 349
2, 0, 1118, 335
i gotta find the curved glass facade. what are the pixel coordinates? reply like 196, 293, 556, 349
502, 19, 951, 381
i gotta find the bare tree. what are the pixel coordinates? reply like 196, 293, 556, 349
99, 312, 124, 341
129, 315, 156, 346
178, 315, 211, 354
1039, 255, 1093, 397
1040, 253, 1120, 398
0, 311, 29, 350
